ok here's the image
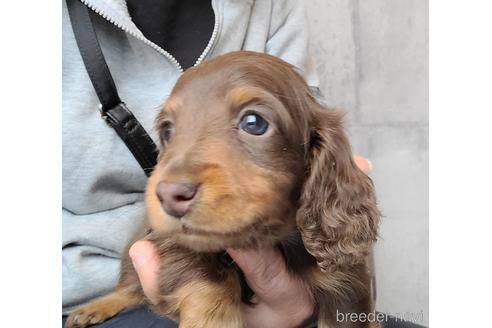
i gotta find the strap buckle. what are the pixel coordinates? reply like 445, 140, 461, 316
98, 104, 108, 120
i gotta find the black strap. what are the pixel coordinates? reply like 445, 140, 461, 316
66, 0, 158, 176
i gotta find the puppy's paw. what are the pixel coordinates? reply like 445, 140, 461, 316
65, 301, 121, 328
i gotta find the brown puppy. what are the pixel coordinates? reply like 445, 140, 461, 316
66, 51, 380, 328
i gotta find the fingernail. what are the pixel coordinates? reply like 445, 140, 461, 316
367, 159, 373, 173
129, 250, 147, 270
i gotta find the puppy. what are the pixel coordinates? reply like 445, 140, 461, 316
66, 51, 380, 328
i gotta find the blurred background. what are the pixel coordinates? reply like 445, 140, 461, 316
305, 0, 428, 325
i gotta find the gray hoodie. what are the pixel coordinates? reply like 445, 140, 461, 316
63, 0, 320, 313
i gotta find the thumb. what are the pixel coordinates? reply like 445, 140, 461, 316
227, 247, 290, 302
129, 240, 159, 304
353, 155, 373, 175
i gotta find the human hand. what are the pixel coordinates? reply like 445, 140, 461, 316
226, 247, 314, 328
129, 242, 313, 328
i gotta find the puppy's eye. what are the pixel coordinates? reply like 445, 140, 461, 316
239, 113, 269, 135
161, 121, 175, 142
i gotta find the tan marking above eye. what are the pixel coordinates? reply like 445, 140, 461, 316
226, 87, 265, 111
158, 97, 183, 123
164, 97, 183, 112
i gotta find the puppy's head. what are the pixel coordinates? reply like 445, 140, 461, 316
146, 51, 379, 263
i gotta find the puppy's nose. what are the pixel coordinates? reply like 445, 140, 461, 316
156, 181, 199, 218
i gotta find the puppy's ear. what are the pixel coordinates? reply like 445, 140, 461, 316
297, 105, 380, 272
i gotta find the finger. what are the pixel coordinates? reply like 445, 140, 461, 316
227, 247, 290, 302
353, 155, 373, 175
129, 240, 159, 304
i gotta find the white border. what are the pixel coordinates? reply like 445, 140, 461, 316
2, 1, 492, 326
0, 1, 61, 327
430, 0, 492, 327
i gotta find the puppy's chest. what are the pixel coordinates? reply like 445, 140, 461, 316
154, 239, 238, 296
151, 231, 315, 299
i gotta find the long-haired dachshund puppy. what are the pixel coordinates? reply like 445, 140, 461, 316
66, 51, 380, 328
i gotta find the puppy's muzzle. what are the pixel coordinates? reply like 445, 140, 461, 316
156, 181, 199, 218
